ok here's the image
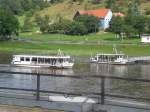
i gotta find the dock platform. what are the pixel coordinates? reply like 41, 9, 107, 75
128, 56, 150, 63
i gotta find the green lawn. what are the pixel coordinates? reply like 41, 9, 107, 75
0, 32, 148, 56
0, 41, 150, 56
19, 32, 141, 44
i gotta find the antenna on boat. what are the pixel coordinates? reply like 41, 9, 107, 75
57, 49, 64, 56
113, 44, 118, 54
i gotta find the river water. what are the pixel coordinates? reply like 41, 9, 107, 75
0, 52, 150, 101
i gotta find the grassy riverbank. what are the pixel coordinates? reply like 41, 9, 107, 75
0, 41, 150, 56
19, 32, 141, 44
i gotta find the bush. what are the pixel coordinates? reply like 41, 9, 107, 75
91, 0, 102, 4
48, 19, 72, 34
75, 14, 100, 33
66, 21, 88, 35
22, 17, 33, 32
35, 15, 50, 33
145, 9, 150, 15
48, 20, 87, 35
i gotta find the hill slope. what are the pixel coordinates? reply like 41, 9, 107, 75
34, 0, 150, 21
19, 0, 150, 27
34, 0, 105, 21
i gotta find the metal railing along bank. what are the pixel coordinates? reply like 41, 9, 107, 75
0, 71, 150, 106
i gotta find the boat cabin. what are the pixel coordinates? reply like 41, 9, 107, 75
11, 55, 74, 68
91, 53, 126, 64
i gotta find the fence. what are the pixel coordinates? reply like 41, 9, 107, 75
0, 71, 150, 106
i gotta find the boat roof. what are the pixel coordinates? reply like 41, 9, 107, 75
13, 55, 71, 59
96, 53, 125, 56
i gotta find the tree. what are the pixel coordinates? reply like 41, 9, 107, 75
35, 15, 50, 33
22, 17, 33, 32
66, 21, 88, 35
0, 10, 19, 40
75, 14, 100, 33
69, 0, 84, 4
106, 0, 116, 9
48, 19, 72, 34
48, 19, 88, 35
110, 16, 125, 39
148, 17, 150, 33
133, 16, 147, 38
122, 14, 147, 38
106, 0, 129, 12
0, 0, 50, 15
0, 0, 23, 15
124, 14, 136, 26
91, 0, 103, 4
128, 0, 141, 16
123, 25, 136, 38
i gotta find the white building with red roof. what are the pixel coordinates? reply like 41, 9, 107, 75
74, 8, 113, 29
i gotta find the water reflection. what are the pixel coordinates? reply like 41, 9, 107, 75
0, 52, 12, 64
9, 67, 74, 75
90, 63, 129, 77
0, 52, 150, 99
90, 63, 150, 79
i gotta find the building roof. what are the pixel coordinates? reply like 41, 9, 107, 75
113, 12, 125, 17
78, 8, 110, 19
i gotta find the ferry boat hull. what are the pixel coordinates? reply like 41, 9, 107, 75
12, 63, 74, 69
109, 58, 129, 65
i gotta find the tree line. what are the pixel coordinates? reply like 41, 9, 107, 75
0, 0, 51, 15
109, 0, 150, 39
34, 14, 100, 35
110, 15, 149, 39
1, 0, 150, 40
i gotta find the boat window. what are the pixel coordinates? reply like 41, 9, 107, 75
21, 57, 24, 61
26, 58, 30, 61
46, 58, 50, 63
52, 59, 56, 65
38, 58, 44, 63
32, 58, 37, 62
59, 59, 63, 63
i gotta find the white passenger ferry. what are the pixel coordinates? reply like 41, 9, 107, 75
90, 53, 128, 64
90, 46, 129, 65
11, 51, 74, 68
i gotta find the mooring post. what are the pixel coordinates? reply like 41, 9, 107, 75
101, 76, 105, 105
36, 74, 40, 101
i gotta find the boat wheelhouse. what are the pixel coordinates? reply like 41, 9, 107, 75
11, 54, 74, 68
90, 53, 128, 64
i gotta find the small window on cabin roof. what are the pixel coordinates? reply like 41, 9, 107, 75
21, 57, 24, 61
